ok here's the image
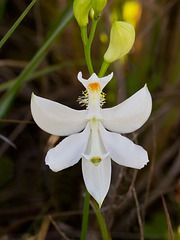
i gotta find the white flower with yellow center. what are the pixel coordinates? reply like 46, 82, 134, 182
31, 72, 152, 206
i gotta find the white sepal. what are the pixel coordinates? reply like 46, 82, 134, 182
45, 123, 90, 172
77, 72, 113, 91
82, 156, 111, 207
101, 85, 152, 133
31, 93, 88, 136
99, 122, 149, 169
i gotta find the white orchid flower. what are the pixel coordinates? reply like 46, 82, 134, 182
31, 72, 152, 206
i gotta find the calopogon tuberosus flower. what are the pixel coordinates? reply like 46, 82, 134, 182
31, 72, 152, 206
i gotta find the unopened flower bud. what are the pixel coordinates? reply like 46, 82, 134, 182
104, 21, 135, 63
73, 0, 92, 27
92, 0, 107, 18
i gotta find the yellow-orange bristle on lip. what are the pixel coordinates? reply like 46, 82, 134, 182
87, 82, 101, 92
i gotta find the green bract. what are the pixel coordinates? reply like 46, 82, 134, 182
104, 21, 135, 63
73, 0, 92, 27
92, 0, 107, 18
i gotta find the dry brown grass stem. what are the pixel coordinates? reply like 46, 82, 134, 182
0, 134, 16, 149
132, 187, 144, 240
161, 196, 174, 240
37, 216, 50, 240
142, 124, 156, 221
106, 167, 125, 228
0, 59, 28, 68
147, 153, 180, 206
0, 119, 34, 124
0, 113, 31, 157
110, 167, 125, 204
48, 215, 70, 240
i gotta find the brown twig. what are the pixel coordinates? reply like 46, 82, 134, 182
0, 134, 16, 149
0, 118, 34, 124
0, 113, 32, 157
37, 216, 50, 240
121, 151, 180, 229
0, 59, 28, 67
129, 170, 138, 192
161, 196, 174, 240
142, 123, 156, 221
132, 187, 144, 240
107, 167, 125, 228
48, 215, 70, 240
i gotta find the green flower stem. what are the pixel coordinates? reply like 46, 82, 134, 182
81, 18, 98, 75
81, 26, 93, 74
91, 200, 110, 240
88, 18, 98, 52
80, 17, 99, 240
80, 189, 90, 240
0, 0, 37, 48
80, 16, 110, 240
98, 60, 110, 78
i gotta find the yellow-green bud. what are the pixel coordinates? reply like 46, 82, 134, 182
73, 0, 92, 27
104, 21, 135, 63
92, 0, 107, 17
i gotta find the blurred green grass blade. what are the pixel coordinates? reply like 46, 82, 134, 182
0, 1, 74, 119
0, 0, 8, 23
0, 59, 85, 92
0, 0, 37, 48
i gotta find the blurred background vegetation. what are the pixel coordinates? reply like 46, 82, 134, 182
0, 0, 180, 239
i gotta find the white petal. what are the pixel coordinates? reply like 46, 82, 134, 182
31, 93, 88, 136
82, 156, 111, 206
83, 120, 109, 164
99, 122, 149, 169
77, 72, 113, 90
45, 123, 90, 172
101, 85, 152, 133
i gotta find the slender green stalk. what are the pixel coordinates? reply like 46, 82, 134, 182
80, 16, 111, 240
98, 60, 110, 78
0, 0, 37, 48
91, 201, 110, 240
80, 189, 91, 240
0, 2, 74, 119
81, 18, 98, 74
88, 18, 98, 48
86, 18, 98, 74
80, 17, 100, 240
81, 26, 93, 74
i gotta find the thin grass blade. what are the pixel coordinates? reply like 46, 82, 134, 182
0, 1, 74, 119
0, 0, 37, 48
